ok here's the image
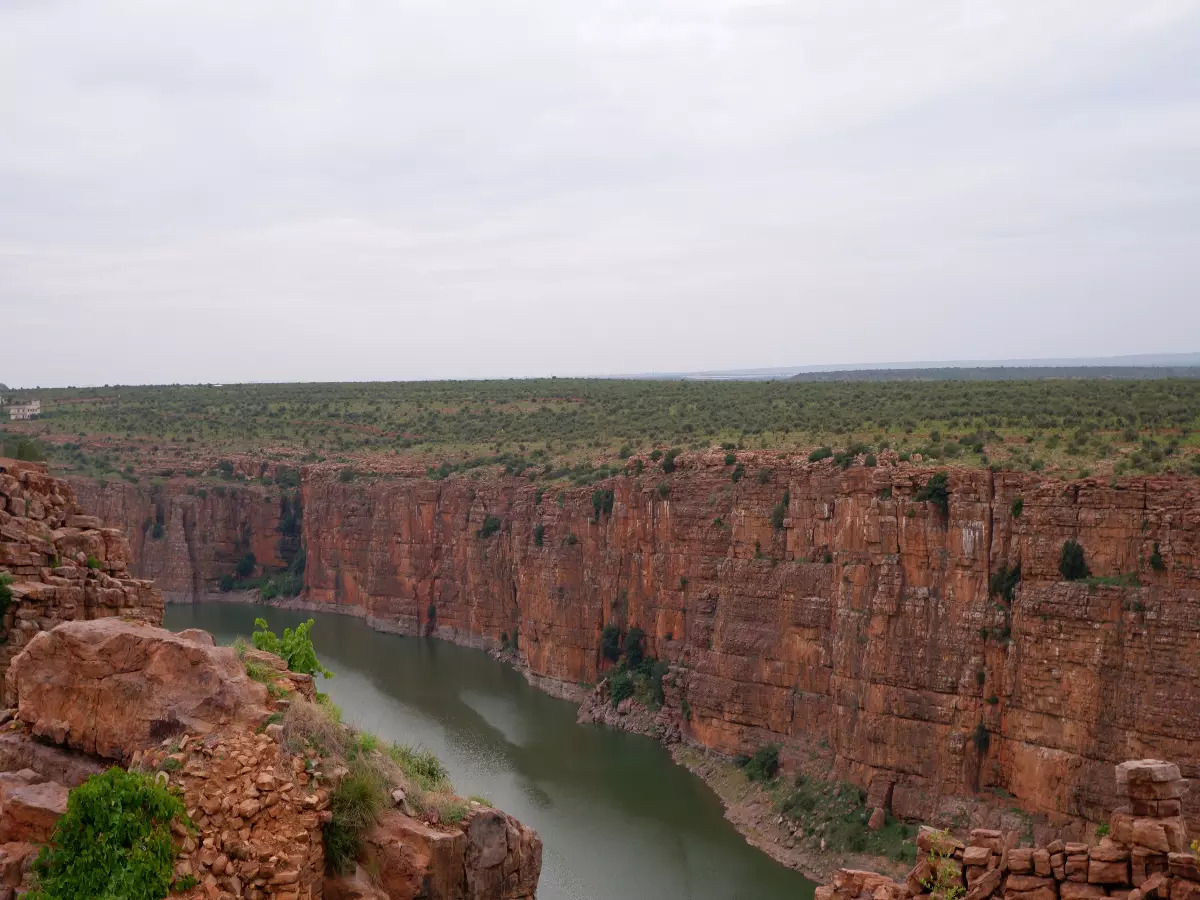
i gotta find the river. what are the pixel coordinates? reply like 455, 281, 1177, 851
164, 603, 816, 900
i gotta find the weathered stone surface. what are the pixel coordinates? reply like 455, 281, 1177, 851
0, 780, 67, 843
5, 618, 268, 760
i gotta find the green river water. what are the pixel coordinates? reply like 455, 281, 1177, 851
164, 603, 816, 900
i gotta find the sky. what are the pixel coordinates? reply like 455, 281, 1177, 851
2, 0, 1199, 387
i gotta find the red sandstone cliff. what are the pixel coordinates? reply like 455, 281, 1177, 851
73, 453, 1200, 830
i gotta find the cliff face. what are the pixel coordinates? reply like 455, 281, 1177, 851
70, 477, 290, 601
75, 454, 1200, 829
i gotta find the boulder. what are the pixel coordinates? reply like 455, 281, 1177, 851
5, 618, 268, 760
0, 780, 67, 843
176, 628, 216, 647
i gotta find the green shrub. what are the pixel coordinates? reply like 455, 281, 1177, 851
916, 472, 950, 515
1059, 540, 1090, 581
808, 446, 833, 462
532, 524, 544, 547
724, 452, 737, 465
476, 515, 502, 539
1010, 497, 1024, 518
591, 488, 614, 520
235, 552, 256, 578
656, 481, 669, 499
600, 624, 621, 661
608, 668, 634, 706
989, 563, 1021, 603
622, 626, 646, 668
1149, 543, 1166, 572
219, 573, 234, 592
85, 555, 101, 570
0, 574, 12, 620
730, 463, 744, 483
739, 744, 780, 783
338, 467, 356, 483
661, 448, 680, 473
26, 768, 189, 900
251, 617, 333, 678
770, 490, 790, 531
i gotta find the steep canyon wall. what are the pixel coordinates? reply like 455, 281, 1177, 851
73, 455, 1200, 830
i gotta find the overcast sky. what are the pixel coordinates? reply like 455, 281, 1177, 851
3, 1, 1199, 387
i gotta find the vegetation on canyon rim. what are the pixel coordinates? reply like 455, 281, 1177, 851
235, 619, 467, 876
8, 378, 1200, 484
26, 767, 194, 900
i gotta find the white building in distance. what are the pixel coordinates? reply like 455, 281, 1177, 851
9, 400, 41, 421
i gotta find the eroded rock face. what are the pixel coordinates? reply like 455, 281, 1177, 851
79, 455, 1200, 829
0, 459, 164, 679
361, 807, 542, 900
4, 618, 268, 760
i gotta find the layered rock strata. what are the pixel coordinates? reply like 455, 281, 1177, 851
74, 454, 1200, 830
0, 458, 164, 676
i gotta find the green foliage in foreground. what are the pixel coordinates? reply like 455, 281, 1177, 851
252, 617, 333, 678
27, 768, 190, 900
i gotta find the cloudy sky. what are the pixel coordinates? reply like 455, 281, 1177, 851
2, 1, 1199, 386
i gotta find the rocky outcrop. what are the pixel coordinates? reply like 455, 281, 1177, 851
0, 458, 164, 678
350, 808, 541, 900
0, 616, 543, 899
4, 618, 270, 760
75, 454, 1200, 831
815, 759, 1198, 900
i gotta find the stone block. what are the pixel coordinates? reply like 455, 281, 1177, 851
1008, 850, 1034, 875
1060, 884, 1109, 900
1168, 855, 1200, 882
1034, 850, 1053, 877
1090, 859, 1131, 885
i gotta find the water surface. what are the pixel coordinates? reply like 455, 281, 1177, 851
165, 603, 815, 900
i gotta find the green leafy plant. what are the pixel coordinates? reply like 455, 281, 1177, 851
476, 515, 502, 539
1149, 543, 1166, 572
920, 829, 966, 900
251, 617, 333, 678
532, 524, 544, 546
808, 446, 833, 462
661, 448, 680, 474
27, 768, 190, 900
1010, 497, 1024, 518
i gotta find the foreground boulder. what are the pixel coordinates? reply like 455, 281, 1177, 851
4, 618, 268, 760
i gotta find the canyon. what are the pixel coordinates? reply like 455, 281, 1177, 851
0, 458, 543, 899
71, 450, 1200, 836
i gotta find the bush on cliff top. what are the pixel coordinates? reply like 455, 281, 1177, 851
27, 767, 191, 900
